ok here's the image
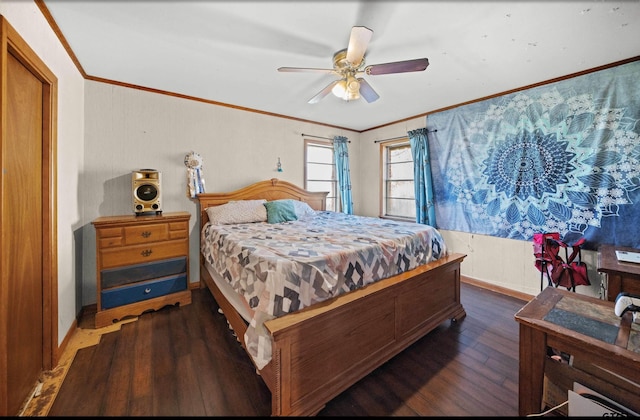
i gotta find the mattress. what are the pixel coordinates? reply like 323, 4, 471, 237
204, 260, 254, 323
200, 210, 448, 369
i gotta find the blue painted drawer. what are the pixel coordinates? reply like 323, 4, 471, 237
101, 273, 187, 309
101, 256, 187, 289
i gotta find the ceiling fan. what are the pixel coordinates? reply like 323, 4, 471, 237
278, 26, 429, 104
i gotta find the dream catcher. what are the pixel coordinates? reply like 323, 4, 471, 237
184, 151, 205, 198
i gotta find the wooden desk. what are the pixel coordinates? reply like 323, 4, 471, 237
514, 287, 640, 416
598, 244, 640, 301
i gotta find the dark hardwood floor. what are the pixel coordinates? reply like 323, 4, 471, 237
48, 282, 528, 416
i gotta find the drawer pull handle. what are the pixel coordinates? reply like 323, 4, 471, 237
144, 288, 151, 294
141, 231, 151, 238
141, 249, 152, 257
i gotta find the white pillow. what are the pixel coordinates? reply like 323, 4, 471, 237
206, 199, 267, 225
291, 200, 317, 220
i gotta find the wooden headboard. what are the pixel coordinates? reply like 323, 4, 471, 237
197, 178, 328, 228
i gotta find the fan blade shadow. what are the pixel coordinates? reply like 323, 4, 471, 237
354, 1, 397, 38
365, 58, 429, 75
188, 3, 334, 57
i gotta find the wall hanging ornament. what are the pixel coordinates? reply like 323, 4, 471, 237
184, 151, 205, 198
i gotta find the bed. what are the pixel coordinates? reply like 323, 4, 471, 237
197, 178, 466, 416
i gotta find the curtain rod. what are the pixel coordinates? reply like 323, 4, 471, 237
301, 133, 350, 143
373, 129, 438, 143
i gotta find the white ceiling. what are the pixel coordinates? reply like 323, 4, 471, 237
42, 1, 640, 132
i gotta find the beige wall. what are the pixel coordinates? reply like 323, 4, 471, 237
82, 82, 360, 304
0, 1, 86, 344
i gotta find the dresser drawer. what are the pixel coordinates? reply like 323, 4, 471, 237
100, 240, 188, 269
101, 273, 187, 309
101, 256, 187, 289
168, 221, 189, 240
124, 223, 169, 245
97, 227, 124, 248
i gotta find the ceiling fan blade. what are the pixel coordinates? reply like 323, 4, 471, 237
365, 58, 429, 75
358, 78, 379, 103
346, 26, 373, 67
278, 67, 336, 74
308, 80, 339, 104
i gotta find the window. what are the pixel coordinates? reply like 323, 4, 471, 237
381, 139, 415, 220
305, 139, 339, 211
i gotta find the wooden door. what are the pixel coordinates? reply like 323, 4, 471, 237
5, 45, 44, 416
0, 16, 58, 416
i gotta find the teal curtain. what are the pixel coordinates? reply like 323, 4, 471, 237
409, 128, 436, 226
333, 136, 353, 214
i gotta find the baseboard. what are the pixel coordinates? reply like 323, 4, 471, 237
461, 275, 534, 302
55, 318, 74, 366
55, 304, 93, 364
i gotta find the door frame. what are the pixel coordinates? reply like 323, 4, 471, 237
0, 15, 58, 415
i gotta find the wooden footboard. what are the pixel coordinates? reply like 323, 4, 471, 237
201, 252, 466, 416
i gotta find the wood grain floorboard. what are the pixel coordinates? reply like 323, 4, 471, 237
42, 282, 527, 416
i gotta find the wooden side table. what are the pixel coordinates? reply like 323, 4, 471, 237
515, 287, 640, 416
597, 244, 640, 302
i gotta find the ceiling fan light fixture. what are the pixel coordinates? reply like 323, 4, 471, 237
332, 75, 361, 101
344, 75, 360, 101
345, 89, 360, 101
331, 79, 348, 98
346, 75, 360, 93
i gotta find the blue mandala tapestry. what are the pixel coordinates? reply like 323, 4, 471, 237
427, 60, 640, 250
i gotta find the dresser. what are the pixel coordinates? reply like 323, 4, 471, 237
92, 211, 192, 328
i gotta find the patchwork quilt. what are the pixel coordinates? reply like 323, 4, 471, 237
200, 211, 448, 369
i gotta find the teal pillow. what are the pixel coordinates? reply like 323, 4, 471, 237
264, 200, 298, 224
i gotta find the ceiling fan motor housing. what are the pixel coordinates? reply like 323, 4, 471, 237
330, 49, 363, 100
333, 49, 365, 71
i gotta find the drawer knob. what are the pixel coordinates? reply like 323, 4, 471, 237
141, 249, 153, 257
141, 231, 151, 238
144, 288, 152, 294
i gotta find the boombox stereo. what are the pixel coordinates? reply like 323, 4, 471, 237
132, 169, 162, 215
